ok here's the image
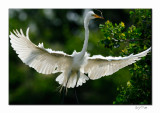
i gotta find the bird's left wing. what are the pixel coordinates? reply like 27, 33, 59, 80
84, 48, 151, 80
10, 28, 72, 74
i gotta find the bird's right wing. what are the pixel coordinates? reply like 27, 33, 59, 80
84, 47, 151, 80
10, 28, 72, 74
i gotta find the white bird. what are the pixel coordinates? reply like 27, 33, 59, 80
10, 11, 151, 91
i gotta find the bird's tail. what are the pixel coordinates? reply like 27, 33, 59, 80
56, 70, 89, 90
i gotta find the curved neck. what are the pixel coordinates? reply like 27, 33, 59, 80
80, 19, 90, 58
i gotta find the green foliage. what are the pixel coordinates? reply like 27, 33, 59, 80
100, 9, 152, 104
99, 20, 125, 48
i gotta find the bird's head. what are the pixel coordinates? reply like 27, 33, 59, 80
86, 11, 104, 20
84, 11, 104, 28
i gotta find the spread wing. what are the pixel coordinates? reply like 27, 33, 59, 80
84, 47, 151, 80
10, 28, 72, 74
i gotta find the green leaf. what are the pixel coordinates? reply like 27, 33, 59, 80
129, 11, 134, 15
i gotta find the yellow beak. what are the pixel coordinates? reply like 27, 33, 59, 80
93, 14, 104, 19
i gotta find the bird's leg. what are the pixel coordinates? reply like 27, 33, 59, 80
74, 87, 79, 104
74, 71, 80, 104
75, 71, 80, 87
61, 86, 65, 104
61, 71, 72, 104
61, 79, 70, 104
65, 71, 72, 95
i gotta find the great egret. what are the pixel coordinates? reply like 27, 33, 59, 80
9, 11, 151, 91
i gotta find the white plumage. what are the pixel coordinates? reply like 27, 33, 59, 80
10, 11, 151, 89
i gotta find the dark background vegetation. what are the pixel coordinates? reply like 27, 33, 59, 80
9, 9, 151, 104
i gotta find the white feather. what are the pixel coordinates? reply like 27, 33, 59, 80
10, 28, 90, 88
10, 28, 72, 75
84, 48, 151, 80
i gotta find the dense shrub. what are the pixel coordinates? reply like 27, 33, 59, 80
99, 9, 152, 104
